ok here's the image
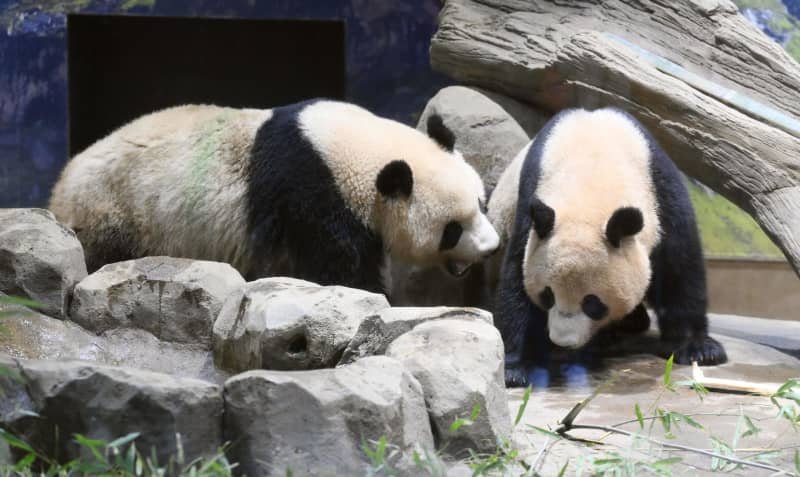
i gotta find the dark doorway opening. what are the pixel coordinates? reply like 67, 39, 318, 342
67, 14, 346, 156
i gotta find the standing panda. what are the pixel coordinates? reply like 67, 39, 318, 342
490, 107, 727, 387
49, 99, 500, 296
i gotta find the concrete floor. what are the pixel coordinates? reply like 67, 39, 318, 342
507, 333, 800, 476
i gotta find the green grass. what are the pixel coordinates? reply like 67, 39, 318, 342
686, 179, 783, 258
734, 0, 787, 12
0, 430, 236, 477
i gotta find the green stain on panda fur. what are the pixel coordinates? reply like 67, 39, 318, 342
186, 113, 230, 204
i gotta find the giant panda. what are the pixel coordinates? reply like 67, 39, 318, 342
49, 99, 500, 296
489, 107, 728, 387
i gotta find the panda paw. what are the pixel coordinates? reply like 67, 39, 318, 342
672, 336, 728, 366
505, 365, 529, 387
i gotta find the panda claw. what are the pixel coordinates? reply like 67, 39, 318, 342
505, 366, 529, 388
672, 336, 728, 366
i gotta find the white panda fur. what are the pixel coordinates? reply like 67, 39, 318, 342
49, 99, 500, 295
491, 107, 727, 387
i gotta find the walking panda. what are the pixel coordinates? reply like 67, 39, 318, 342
49, 99, 500, 295
490, 107, 727, 387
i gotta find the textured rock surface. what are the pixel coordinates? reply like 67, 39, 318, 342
386, 319, 511, 457
431, 0, 800, 275
0, 298, 229, 383
224, 356, 434, 477
70, 257, 244, 346
0, 358, 222, 464
213, 277, 390, 372
0, 208, 87, 318
340, 306, 492, 365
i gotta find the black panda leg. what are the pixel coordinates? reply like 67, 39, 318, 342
494, 249, 550, 387
649, 244, 727, 366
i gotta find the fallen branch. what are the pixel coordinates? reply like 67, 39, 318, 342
551, 380, 790, 474
557, 423, 787, 474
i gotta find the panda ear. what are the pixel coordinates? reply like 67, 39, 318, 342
426, 114, 456, 152
376, 160, 413, 199
530, 198, 555, 239
606, 207, 644, 247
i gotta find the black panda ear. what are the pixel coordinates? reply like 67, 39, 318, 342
606, 207, 644, 248
530, 198, 555, 239
426, 114, 456, 152
376, 160, 413, 199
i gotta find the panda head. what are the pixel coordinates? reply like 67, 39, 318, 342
522, 199, 651, 348
374, 114, 500, 277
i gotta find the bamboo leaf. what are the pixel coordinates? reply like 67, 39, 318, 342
634, 403, 644, 430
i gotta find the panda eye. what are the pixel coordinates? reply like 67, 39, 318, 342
582, 294, 608, 321
440, 221, 463, 250
538, 287, 554, 310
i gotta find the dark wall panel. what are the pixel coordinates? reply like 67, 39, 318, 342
68, 15, 345, 155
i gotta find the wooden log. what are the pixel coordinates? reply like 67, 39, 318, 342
431, 0, 800, 275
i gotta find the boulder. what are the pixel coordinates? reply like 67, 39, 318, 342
213, 277, 389, 372
340, 306, 492, 365
430, 0, 800, 276
0, 298, 228, 384
70, 257, 244, 347
386, 318, 511, 457
0, 208, 87, 318
0, 358, 223, 465
223, 356, 434, 477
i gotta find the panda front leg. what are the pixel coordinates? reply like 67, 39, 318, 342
648, 243, 728, 366
495, 276, 550, 387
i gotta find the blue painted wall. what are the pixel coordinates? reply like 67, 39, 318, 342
0, 0, 451, 206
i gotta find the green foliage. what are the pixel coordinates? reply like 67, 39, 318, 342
686, 180, 783, 258
450, 404, 482, 433
514, 387, 531, 427
0, 429, 236, 477
363, 435, 397, 477
770, 378, 800, 428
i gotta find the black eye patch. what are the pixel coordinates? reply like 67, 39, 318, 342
538, 287, 555, 310
440, 221, 463, 250
582, 294, 608, 321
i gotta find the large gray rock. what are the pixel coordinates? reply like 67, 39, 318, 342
70, 257, 244, 347
0, 298, 228, 384
0, 208, 87, 318
213, 277, 390, 372
386, 319, 511, 457
416, 86, 547, 194
0, 358, 222, 464
223, 356, 434, 477
431, 0, 800, 276
340, 306, 492, 365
